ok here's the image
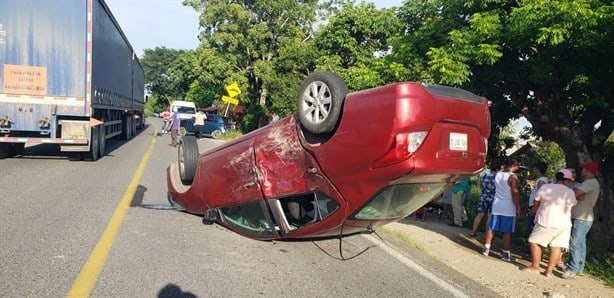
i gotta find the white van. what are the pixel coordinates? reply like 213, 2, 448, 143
170, 100, 197, 120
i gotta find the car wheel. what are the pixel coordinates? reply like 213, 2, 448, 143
297, 71, 348, 134
211, 130, 222, 139
178, 136, 199, 184
178, 127, 187, 137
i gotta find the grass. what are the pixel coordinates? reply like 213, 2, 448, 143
584, 254, 614, 286
219, 129, 243, 141
381, 226, 428, 254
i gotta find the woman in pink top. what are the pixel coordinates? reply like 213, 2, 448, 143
522, 169, 577, 277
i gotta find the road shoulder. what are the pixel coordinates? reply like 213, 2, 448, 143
383, 216, 613, 297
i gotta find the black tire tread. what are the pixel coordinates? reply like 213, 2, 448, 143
179, 136, 199, 184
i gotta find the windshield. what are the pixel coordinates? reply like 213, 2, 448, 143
176, 106, 196, 114
353, 183, 448, 220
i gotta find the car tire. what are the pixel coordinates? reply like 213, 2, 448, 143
178, 136, 199, 184
297, 71, 348, 134
178, 127, 187, 137
211, 130, 222, 139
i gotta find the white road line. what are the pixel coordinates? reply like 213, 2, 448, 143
364, 234, 469, 298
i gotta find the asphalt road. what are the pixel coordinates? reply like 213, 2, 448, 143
0, 117, 498, 297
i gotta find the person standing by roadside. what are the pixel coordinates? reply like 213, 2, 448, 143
161, 108, 171, 133
193, 110, 207, 139
167, 107, 180, 147
449, 178, 469, 227
469, 162, 501, 237
522, 169, 577, 277
562, 162, 601, 279
482, 158, 521, 262
437, 188, 453, 219
528, 162, 549, 230
566, 165, 579, 183
556, 164, 580, 270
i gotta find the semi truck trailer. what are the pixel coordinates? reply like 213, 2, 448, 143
0, 0, 145, 160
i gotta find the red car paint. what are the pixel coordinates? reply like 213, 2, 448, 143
167, 82, 490, 240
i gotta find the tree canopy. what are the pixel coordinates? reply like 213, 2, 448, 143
139, 0, 613, 252
392, 0, 613, 251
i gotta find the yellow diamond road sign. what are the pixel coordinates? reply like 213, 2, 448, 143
222, 96, 239, 105
225, 82, 241, 98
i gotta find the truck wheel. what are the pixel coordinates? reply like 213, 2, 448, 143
178, 136, 199, 184
211, 130, 222, 139
98, 124, 106, 157
128, 116, 133, 139
131, 116, 137, 135
297, 71, 348, 134
0, 143, 11, 159
121, 115, 132, 140
86, 125, 100, 161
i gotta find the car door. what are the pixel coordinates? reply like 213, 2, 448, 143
199, 137, 263, 206
252, 117, 314, 198
199, 136, 279, 239
251, 117, 346, 237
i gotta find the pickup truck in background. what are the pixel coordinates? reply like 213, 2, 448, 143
0, 0, 145, 160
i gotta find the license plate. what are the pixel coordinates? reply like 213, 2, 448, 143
449, 133, 467, 151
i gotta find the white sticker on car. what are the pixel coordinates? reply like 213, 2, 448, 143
449, 133, 467, 151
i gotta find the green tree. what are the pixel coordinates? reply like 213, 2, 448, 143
536, 140, 566, 178
314, 1, 405, 90
394, 0, 614, 252
183, 0, 323, 130
140, 47, 189, 109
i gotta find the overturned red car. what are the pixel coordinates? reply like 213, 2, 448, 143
167, 72, 490, 240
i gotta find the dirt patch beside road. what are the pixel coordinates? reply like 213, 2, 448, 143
384, 216, 612, 297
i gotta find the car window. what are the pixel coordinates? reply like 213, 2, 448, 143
353, 182, 447, 220
218, 200, 277, 238
269, 192, 339, 233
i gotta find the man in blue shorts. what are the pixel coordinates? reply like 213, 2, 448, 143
482, 158, 521, 262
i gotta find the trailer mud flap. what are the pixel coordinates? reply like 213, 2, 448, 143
59, 120, 90, 152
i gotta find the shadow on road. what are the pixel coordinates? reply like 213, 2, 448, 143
158, 283, 197, 298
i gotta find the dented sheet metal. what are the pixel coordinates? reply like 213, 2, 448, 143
254, 117, 309, 198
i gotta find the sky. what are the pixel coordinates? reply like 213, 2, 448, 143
105, 0, 404, 58
105, 0, 532, 133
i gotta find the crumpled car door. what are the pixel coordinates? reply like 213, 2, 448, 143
199, 137, 264, 207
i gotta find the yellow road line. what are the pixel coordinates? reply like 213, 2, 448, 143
67, 131, 157, 297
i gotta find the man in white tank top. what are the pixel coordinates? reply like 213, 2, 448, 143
482, 158, 521, 262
